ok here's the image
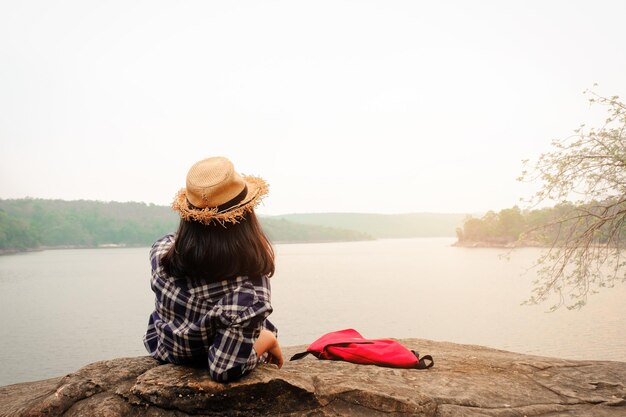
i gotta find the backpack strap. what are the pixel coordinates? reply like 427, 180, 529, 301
289, 351, 314, 361
412, 351, 434, 369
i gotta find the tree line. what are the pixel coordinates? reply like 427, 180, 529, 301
0, 199, 178, 250
0, 198, 371, 251
456, 90, 626, 309
274, 212, 465, 238
456, 201, 626, 247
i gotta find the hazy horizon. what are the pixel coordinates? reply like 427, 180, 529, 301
1, 195, 483, 217
2, 1, 625, 215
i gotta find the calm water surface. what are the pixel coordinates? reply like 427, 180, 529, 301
1, 238, 625, 386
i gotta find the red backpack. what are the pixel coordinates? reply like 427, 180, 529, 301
290, 329, 434, 369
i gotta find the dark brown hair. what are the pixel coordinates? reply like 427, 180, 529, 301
161, 210, 274, 282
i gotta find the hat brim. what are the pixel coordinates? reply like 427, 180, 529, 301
172, 175, 269, 225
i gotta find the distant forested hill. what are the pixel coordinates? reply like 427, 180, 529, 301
260, 217, 371, 243
0, 199, 371, 251
0, 199, 177, 250
454, 203, 626, 247
272, 213, 467, 238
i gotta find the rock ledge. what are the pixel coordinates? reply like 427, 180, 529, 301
1, 339, 625, 416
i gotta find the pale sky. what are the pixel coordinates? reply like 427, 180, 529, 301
1, 1, 625, 215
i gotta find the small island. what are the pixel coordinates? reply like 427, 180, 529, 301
453, 203, 623, 249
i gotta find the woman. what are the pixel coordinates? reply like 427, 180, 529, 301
143, 156, 283, 382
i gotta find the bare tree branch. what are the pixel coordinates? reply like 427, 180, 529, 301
520, 91, 626, 310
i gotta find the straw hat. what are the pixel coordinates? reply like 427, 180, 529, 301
172, 157, 269, 225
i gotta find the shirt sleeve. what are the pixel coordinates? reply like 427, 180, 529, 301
207, 278, 274, 382
263, 319, 278, 337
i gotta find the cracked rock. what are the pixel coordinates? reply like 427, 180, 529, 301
0, 339, 624, 416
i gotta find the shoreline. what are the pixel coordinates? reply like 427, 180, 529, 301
3, 236, 467, 255
0, 244, 142, 256
2, 237, 550, 255
0, 238, 377, 255
452, 240, 545, 248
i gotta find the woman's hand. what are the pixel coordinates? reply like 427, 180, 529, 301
253, 329, 284, 368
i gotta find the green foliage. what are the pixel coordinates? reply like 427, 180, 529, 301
260, 217, 372, 242
0, 199, 179, 250
457, 203, 626, 246
273, 213, 466, 238
456, 206, 527, 245
0, 199, 373, 251
0, 210, 38, 249
518, 90, 626, 310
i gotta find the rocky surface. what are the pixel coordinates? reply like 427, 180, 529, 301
1, 339, 625, 416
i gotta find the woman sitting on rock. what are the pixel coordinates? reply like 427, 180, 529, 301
143, 156, 283, 382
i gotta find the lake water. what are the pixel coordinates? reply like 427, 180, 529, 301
1, 238, 625, 387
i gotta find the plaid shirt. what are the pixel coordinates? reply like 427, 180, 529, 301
143, 234, 277, 382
